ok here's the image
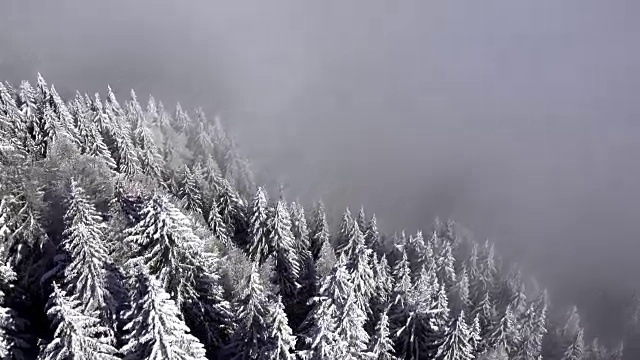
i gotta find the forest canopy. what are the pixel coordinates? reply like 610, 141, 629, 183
0, 74, 629, 359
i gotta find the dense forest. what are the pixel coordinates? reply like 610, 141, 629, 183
0, 74, 631, 359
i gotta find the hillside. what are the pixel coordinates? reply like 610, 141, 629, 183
0, 74, 625, 359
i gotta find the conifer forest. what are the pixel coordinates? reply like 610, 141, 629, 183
0, 74, 634, 360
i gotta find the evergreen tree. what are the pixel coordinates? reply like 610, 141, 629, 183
225, 266, 271, 359
364, 214, 383, 255
315, 241, 337, 280
356, 207, 367, 234
39, 283, 118, 360
337, 289, 370, 359
290, 202, 312, 266
309, 201, 330, 262
247, 187, 271, 264
263, 296, 296, 360
435, 310, 474, 360
346, 223, 375, 314
182, 264, 235, 358
0, 261, 29, 360
120, 263, 207, 360
269, 199, 301, 303
334, 208, 356, 257
297, 295, 345, 360
289, 202, 316, 329
406, 231, 427, 280
486, 304, 517, 354
56, 180, 116, 335
369, 308, 398, 360
178, 165, 204, 216
438, 241, 457, 290
370, 254, 393, 326
561, 328, 584, 360
123, 193, 204, 308
451, 266, 471, 316
206, 195, 232, 247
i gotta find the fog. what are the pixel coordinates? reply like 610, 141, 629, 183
2, 0, 640, 339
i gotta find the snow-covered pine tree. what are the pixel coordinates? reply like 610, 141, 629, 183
486, 304, 518, 355
49, 85, 81, 148
216, 177, 247, 243
172, 102, 190, 135
364, 214, 383, 255
336, 282, 370, 359
99, 90, 141, 177
289, 201, 317, 329
435, 310, 474, 360
178, 165, 204, 217
290, 202, 312, 267
263, 295, 297, 360
187, 108, 214, 164
315, 240, 337, 280
206, 195, 232, 247
334, 208, 356, 258
369, 307, 398, 360
356, 207, 367, 234
155, 100, 173, 135
182, 262, 235, 358
309, 200, 330, 262
561, 328, 584, 360
370, 253, 393, 327
320, 256, 352, 313
514, 290, 547, 359
69, 95, 116, 171
345, 225, 375, 317
437, 240, 457, 290
0, 260, 30, 360
468, 314, 482, 355
247, 187, 271, 264
39, 283, 118, 360
224, 266, 273, 359
129, 94, 163, 179
120, 263, 207, 360
451, 266, 471, 316
472, 290, 497, 346
406, 231, 427, 280
269, 199, 301, 304
55, 180, 116, 336
296, 295, 345, 360
122, 193, 204, 308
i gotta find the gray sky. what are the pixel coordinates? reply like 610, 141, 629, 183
2, 0, 640, 339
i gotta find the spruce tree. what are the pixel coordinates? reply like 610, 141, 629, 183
39, 283, 118, 360
451, 266, 471, 316
297, 295, 345, 360
364, 214, 383, 255
182, 264, 235, 358
120, 263, 207, 360
269, 199, 301, 303
435, 310, 474, 360
247, 187, 271, 264
263, 296, 297, 360
334, 208, 355, 257
309, 201, 330, 262
561, 328, 584, 360
57, 180, 116, 335
123, 193, 204, 308
368, 307, 398, 360
225, 266, 272, 360
356, 207, 367, 234
178, 165, 204, 217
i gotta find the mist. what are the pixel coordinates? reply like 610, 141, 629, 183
3, 0, 640, 339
